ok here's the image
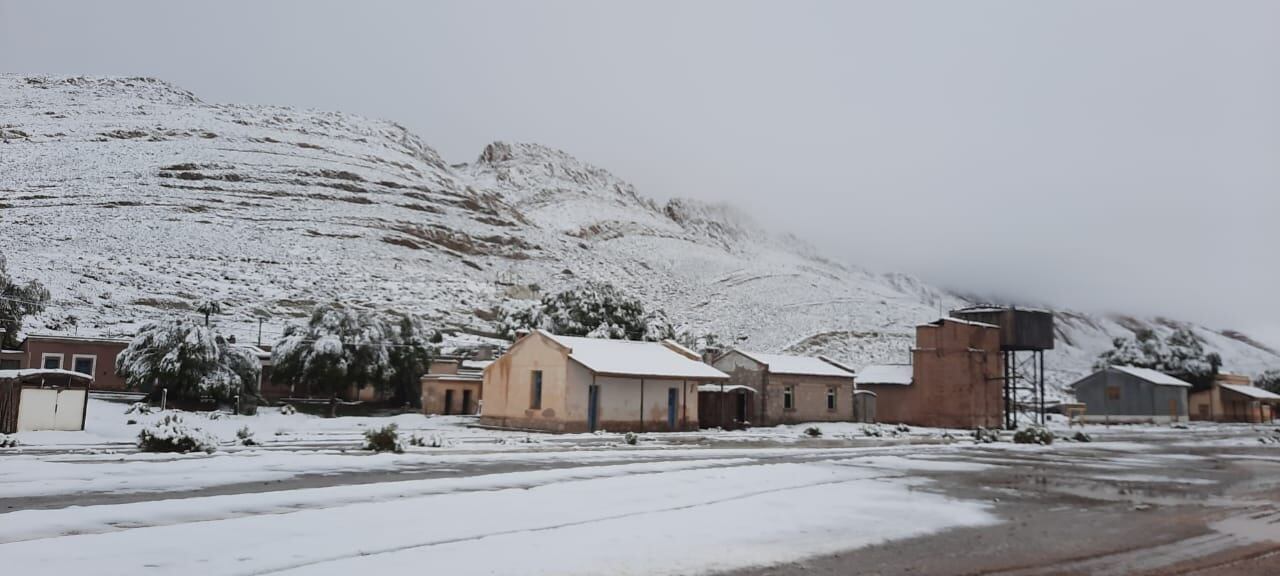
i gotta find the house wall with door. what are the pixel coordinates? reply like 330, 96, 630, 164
1188, 374, 1277, 423
16, 336, 129, 391
481, 332, 585, 432
855, 383, 912, 423
1072, 368, 1189, 423
710, 351, 766, 425
480, 331, 711, 433
709, 350, 856, 426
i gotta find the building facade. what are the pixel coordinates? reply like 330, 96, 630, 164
480, 331, 728, 433
853, 364, 913, 424
1071, 366, 1190, 423
421, 358, 486, 416
708, 350, 857, 427
1, 335, 131, 391
1188, 373, 1278, 423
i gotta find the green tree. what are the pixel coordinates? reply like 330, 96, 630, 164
1257, 369, 1280, 394
383, 310, 435, 407
498, 281, 673, 341
270, 302, 392, 416
195, 299, 222, 328
115, 317, 261, 403
0, 255, 50, 349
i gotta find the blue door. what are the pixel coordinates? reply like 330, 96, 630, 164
587, 385, 600, 432
667, 387, 679, 430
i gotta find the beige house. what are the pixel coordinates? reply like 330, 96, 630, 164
421, 358, 488, 416
708, 350, 857, 427
480, 330, 729, 433
1189, 373, 1279, 423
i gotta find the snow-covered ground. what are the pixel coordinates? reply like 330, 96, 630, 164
5, 397, 1280, 575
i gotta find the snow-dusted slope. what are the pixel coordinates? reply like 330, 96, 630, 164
1, 75, 1275, 396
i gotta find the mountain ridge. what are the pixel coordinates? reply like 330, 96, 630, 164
1, 74, 1276, 396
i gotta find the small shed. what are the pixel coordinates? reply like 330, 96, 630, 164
1069, 366, 1190, 423
0, 369, 94, 433
854, 364, 913, 424
1189, 374, 1279, 423
422, 358, 488, 416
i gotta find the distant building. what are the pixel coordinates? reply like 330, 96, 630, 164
1188, 373, 1279, 423
421, 358, 488, 416
707, 350, 857, 428
854, 364, 913, 423
480, 330, 728, 433
853, 318, 1004, 429
1070, 366, 1191, 423
0, 335, 131, 391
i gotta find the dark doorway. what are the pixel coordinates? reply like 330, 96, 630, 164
461, 389, 473, 415
443, 389, 454, 415
735, 392, 747, 424
588, 385, 600, 432
667, 387, 679, 430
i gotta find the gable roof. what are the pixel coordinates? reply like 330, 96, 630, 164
1111, 366, 1193, 388
731, 350, 855, 378
856, 364, 914, 385
539, 331, 728, 380
1220, 383, 1280, 401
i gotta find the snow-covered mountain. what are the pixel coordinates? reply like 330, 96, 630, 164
2, 74, 1276, 396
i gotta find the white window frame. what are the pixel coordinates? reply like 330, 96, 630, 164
41, 353, 64, 370
71, 354, 97, 376
826, 387, 837, 411
783, 385, 795, 410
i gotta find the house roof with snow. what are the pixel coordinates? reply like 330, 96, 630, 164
730, 350, 856, 378
1219, 383, 1280, 401
855, 364, 914, 385
0, 368, 95, 382
539, 331, 729, 381
1110, 366, 1193, 388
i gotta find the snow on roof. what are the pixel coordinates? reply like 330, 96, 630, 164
539, 331, 729, 380
1111, 366, 1193, 387
23, 334, 132, 344
0, 368, 95, 381
732, 350, 855, 378
919, 317, 1000, 329
1219, 383, 1280, 401
697, 384, 757, 393
856, 364, 913, 385
461, 359, 493, 370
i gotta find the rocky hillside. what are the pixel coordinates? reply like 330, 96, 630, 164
1, 75, 1276, 395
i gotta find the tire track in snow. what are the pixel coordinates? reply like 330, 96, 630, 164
247, 469, 901, 576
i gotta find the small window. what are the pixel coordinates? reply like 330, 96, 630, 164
826, 387, 836, 410
0, 359, 19, 370
530, 370, 543, 409
783, 385, 795, 410
73, 355, 96, 375
1106, 386, 1121, 401
42, 353, 63, 370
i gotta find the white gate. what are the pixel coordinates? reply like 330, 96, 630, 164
15, 388, 86, 432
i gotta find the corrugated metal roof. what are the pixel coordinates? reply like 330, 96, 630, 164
1219, 383, 1280, 400
1111, 366, 1193, 387
732, 350, 855, 378
855, 364, 913, 385
539, 331, 729, 380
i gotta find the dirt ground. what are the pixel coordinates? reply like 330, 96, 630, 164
724, 432, 1280, 576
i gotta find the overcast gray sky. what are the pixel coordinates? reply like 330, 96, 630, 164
2, 1, 1277, 343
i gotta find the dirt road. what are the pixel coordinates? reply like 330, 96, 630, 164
725, 434, 1280, 575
